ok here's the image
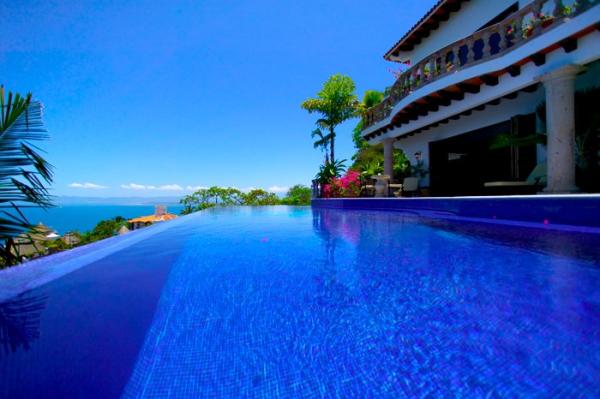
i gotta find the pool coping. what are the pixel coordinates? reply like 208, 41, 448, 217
0, 212, 197, 303
312, 194, 600, 234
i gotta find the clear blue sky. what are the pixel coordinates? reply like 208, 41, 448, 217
1, 0, 436, 197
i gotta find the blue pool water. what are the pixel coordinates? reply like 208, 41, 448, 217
0, 206, 599, 398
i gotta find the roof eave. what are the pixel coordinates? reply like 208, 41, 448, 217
383, 0, 466, 62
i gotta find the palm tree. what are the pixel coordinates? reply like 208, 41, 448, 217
311, 128, 332, 165
0, 87, 53, 267
301, 74, 359, 162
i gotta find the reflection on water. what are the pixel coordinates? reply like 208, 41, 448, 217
1, 207, 598, 397
0, 294, 46, 355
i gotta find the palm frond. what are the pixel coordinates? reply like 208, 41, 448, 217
0, 88, 53, 266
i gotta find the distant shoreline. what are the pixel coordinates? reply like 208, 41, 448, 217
23, 204, 184, 235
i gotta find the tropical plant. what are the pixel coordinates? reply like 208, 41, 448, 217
311, 128, 332, 164
410, 159, 429, 179
0, 88, 53, 267
243, 189, 280, 206
180, 189, 215, 214
394, 150, 411, 177
82, 216, 127, 243
353, 90, 384, 151
490, 133, 547, 150
359, 160, 384, 177
301, 74, 359, 161
351, 143, 410, 180
180, 186, 245, 214
322, 169, 362, 198
315, 159, 346, 184
280, 185, 311, 205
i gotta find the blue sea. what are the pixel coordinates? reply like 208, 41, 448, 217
22, 204, 184, 234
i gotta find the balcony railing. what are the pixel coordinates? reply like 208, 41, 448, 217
363, 0, 599, 130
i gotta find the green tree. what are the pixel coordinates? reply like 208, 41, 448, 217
243, 189, 280, 206
301, 74, 359, 162
0, 87, 53, 267
180, 186, 248, 214
281, 185, 311, 205
353, 90, 384, 151
82, 216, 127, 243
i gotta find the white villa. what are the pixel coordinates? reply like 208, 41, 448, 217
362, 0, 600, 196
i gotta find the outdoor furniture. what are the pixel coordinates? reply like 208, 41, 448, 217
484, 163, 547, 194
388, 181, 403, 197
360, 176, 375, 197
372, 175, 390, 197
399, 177, 420, 197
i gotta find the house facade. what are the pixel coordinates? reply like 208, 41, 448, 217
362, 0, 600, 196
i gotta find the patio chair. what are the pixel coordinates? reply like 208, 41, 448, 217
395, 177, 419, 197
484, 163, 546, 193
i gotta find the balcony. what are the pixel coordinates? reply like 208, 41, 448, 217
362, 0, 600, 136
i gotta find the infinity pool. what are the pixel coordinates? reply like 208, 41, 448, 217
0, 207, 599, 398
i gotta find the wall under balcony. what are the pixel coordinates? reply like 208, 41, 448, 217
394, 59, 600, 187
396, 87, 544, 187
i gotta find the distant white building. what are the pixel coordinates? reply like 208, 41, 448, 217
362, 0, 600, 195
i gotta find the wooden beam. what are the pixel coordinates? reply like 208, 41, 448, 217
560, 38, 578, 53
531, 53, 546, 66
448, 2, 461, 12
481, 75, 499, 86
428, 20, 440, 30
412, 105, 428, 117
427, 96, 451, 107
458, 83, 480, 94
407, 112, 419, 121
507, 65, 521, 77
440, 90, 464, 101
425, 103, 439, 112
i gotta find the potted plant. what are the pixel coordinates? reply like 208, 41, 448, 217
410, 152, 430, 195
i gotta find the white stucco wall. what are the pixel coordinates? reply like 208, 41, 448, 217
397, 0, 520, 65
367, 14, 600, 138
395, 61, 600, 187
395, 88, 544, 187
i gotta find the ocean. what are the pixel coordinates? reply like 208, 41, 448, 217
21, 204, 184, 234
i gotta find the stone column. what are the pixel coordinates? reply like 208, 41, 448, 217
540, 64, 582, 193
383, 138, 394, 178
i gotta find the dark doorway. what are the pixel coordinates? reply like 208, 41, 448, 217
429, 114, 537, 196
